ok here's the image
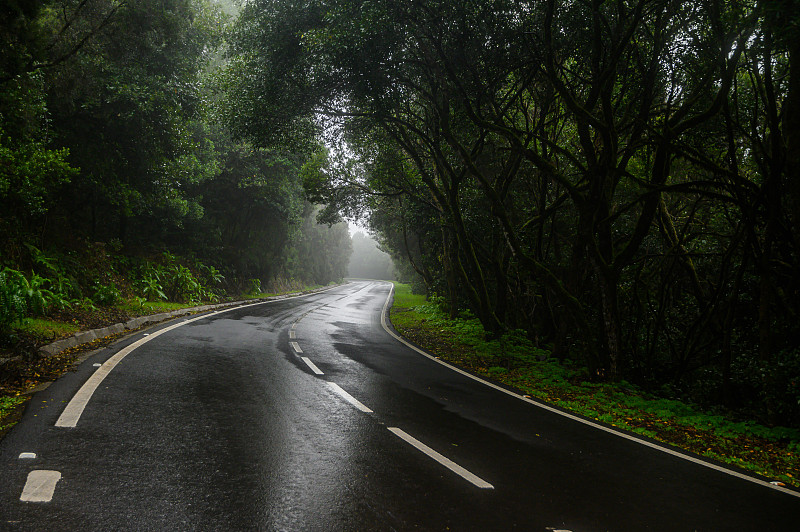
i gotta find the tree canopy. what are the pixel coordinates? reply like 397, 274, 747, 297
1, 0, 352, 295
228, 0, 800, 426
2, 0, 798, 426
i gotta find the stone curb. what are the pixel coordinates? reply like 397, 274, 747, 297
30, 284, 342, 359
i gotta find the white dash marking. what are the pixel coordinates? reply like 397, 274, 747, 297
20, 470, 61, 502
387, 427, 494, 489
290, 341, 303, 354
289, 330, 296, 339
92, 363, 101, 367
301, 357, 324, 375
18, 453, 36, 459
327, 383, 373, 413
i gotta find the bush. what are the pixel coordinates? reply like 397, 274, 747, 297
135, 256, 224, 304
165, 265, 201, 302
246, 278, 262, 295
0, 268, 62, 333
136, 263, 167, 301
92, 282, 120, 306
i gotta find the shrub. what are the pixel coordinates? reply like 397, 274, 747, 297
92, 282, 120, 306
0, 268, 61, 332
165, 265, 201, 302
136, 263, 167, 301
246, 278, 262, 295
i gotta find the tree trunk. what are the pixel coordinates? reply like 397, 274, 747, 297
593, 261, 621, 380
781, 6, 800, 245
441, 222, 459, 319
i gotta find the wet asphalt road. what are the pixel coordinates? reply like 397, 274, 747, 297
0, 280, 798, 531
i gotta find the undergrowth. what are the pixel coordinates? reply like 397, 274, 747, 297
389, 282, 800, 488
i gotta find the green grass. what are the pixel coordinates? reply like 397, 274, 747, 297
234, 283, 326, 299
12, 318, 80, 341
0, 395, 28, 433
388, 283, 800, 488
0, 395, 26, 418
116, 299, 199, 315
391, 281, 428, 308
389, 282, 429, 330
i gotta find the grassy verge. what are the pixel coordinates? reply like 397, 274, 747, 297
389, 282, 800, 488
12, 318, 80, 341
116, 299, 200, 315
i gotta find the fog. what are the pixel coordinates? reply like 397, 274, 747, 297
347, 232, 395, 280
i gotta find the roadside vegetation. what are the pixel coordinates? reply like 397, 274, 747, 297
0, 240, 339, 437
390, 282, 800, 489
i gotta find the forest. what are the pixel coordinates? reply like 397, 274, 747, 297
2, 0, 799, 428
225, 0, 800, 427
1, 0, 352, 334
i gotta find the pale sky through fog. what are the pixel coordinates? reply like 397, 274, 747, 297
348, 220, 368, 236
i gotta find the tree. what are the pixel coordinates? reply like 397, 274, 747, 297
42, 0, 223, 245
203, 0, 800, 421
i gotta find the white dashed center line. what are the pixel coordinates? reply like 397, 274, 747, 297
20, 470, 62, 502
289, 330, 296, 339
301, 357, 324, 375
388, 428, 494, 489
327, 382, 373, 413
290, 341, 303, 354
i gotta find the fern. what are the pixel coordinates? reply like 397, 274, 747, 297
0, 268, 29, 332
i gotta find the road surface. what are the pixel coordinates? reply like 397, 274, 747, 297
1, 280, 797, 530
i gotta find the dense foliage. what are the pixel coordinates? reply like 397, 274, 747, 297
0, 0, 352, 332
228, 0, 800, 427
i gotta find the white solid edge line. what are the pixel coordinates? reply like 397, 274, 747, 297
388, 427, 494, 489
20, 470, 61, 502
327, 382, 373, 413
55, 287, 344, 429
380, 282, 800, 499
290, 341, 303, 354
301, 357, 324, 375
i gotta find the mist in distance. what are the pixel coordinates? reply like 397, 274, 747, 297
348, 232, 395, 281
